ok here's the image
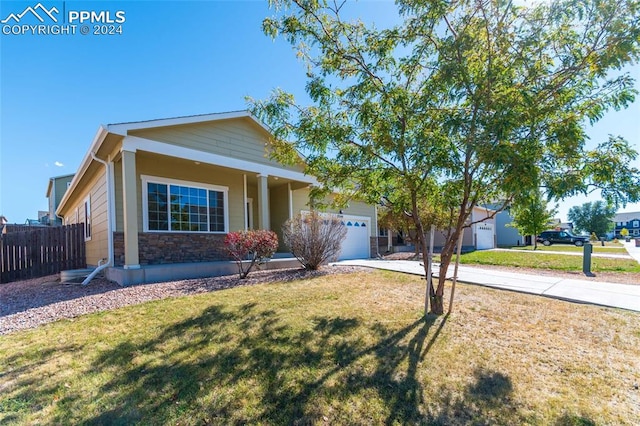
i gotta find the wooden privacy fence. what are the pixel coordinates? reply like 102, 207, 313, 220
0, 224, 86, 283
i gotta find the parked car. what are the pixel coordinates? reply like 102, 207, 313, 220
536, 231, 590, 246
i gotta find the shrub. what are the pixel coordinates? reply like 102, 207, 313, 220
283, 211, 347, 270
224, 230, 279, 279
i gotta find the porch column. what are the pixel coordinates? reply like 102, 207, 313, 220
287, 182, 293, 219
257, 174, 270, 230
121, 149, 140, 269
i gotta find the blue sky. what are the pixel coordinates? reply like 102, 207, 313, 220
0, 0, 638, 224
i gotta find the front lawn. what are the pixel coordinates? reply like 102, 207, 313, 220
1, 271, 639, 424
505, 243, 627, 253
457, 250, 640, 273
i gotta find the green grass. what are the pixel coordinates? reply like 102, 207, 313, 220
504, 243, 627, 253
1, 271, 639, 424
457, 250, 640, 272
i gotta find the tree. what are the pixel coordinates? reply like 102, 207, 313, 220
378, 195, 452, 258
225, 230, 279, 278
620, 228, 629, 239
508, 191, 558, 250
568, 201, 616, 237
283, 211, 347, 270
251, 0, 640, 314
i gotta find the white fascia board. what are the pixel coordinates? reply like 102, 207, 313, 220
122, 136, 318, 185
107, 110, 272, 136
56, 125, 109, 216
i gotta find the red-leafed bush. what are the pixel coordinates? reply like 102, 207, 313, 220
224, 230, 279, 279
283, 211, 347, 270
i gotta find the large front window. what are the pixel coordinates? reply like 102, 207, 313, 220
143, 176, 228, 233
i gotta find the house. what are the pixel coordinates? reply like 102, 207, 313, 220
613, 212, 640, 238
379, 205, 497, 253
46, 173, 75, 225
57, 111, 377, 285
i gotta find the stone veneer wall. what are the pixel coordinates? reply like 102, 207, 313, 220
113, 232, 230, 266
370, 237, 378, 258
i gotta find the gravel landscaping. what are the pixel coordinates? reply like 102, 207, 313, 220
0, 266, 369, 335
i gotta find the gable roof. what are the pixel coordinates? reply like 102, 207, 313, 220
57, 111, 311, 216
45, 173, 75, 197
106, 110, 272, 136
613, 212, 640, 223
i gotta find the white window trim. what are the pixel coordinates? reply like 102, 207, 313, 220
246, 198, 254, 230
141, 175, 229, 234
84, 195, 92, 241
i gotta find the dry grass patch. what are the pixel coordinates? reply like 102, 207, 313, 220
1, 270, 638, 425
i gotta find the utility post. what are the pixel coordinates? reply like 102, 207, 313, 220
583, 242, 593, 276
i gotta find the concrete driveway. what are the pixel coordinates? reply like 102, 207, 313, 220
332, 259, 640, 312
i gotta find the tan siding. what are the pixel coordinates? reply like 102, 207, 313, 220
291, 187, 311, 214
129, 118, 303, 172
290, 188, 376, 230
60, 168, 109, 266
114, 158, 124, 232
135, 153, 245, 232
269, 184, 290, 250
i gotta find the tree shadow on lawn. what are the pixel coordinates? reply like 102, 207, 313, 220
39, 303, 591, 425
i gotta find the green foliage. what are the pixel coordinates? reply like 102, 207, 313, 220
224, 230, 279, 278
567, 201, 616, 237
508, 190, 558, 249
620, 228, 629, 237
251, 0, 640, 313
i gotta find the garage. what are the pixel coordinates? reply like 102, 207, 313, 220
475, 223, 495, 250
338, 216, 371, 260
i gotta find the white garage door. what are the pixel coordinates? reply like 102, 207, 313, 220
476, 223, 495, 250
338, 217, 370, 260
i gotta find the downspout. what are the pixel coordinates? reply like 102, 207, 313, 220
82, 152, 114, 285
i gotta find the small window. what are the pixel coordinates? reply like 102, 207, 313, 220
84, 196, 92, 241
633, 220, 639, 228
379, 228, 388, 237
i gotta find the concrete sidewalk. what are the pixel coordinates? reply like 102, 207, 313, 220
622, 239, 640, 264
332, 259, 640, 312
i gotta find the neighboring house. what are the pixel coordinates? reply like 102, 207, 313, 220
433, 206, 497, 251
550, 219, 574, 232
46, 173, 75, 225
57, 111, 377, 285
493, 208, 528, 247
379, 206, 497, 252
377, 228, 414, 254
613, 212, 640, 238
0, 215, 7, 234
483, 203, 530, 247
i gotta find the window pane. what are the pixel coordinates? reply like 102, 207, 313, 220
147, 183, 168, 230
209, 190, 225, 231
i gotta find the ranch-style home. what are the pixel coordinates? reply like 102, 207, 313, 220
57, 111, 377, 285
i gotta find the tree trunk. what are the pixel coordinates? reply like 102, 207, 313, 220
433, 212, 469, 315
430, 289, 444, 315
